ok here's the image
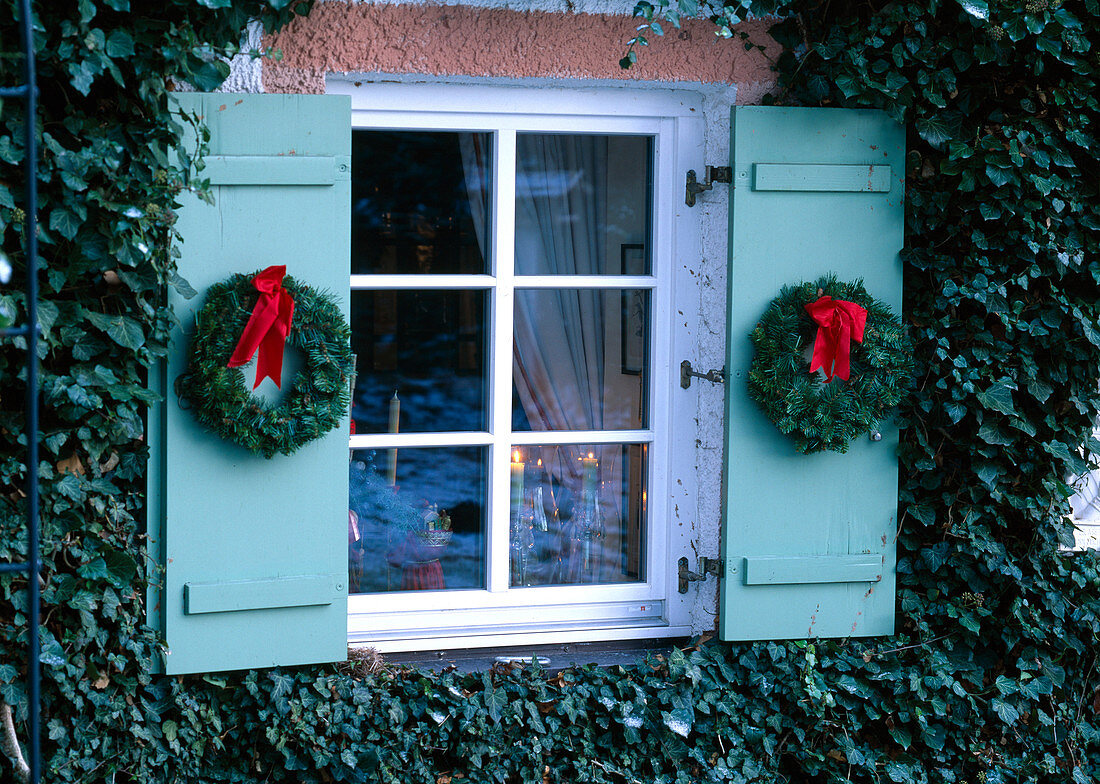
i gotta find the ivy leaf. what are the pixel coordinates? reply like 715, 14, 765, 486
103, 550, 137, 587
485, 687, 507, 723
991, 697, 1020, 724
954, 0, 989, 19
888, 725, 912, 749
916, 116, 952, 148
976, 463, 1001, 488
269, 672, 294, 700
976, 381, 1016, 416
105, 30, 135, 59
661, 707, 693, 738
169, 270, 198, 300
39, 636, 66, 667
985, 165, 1013, 187
885, 762, 916, 783
945, 402, 967, 423
977, 422, 1013, 445
50, 207, 84, 240
85, 311, 146, 350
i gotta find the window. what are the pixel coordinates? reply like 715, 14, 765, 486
161, 94, 904, 674
334, 82, 703, 651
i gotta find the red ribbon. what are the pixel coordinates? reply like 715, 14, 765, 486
227, 265, 295, 389
804, 295, 867, 382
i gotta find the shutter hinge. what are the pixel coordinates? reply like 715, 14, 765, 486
678, 556, 723, 593
685, 166, 732, 207
680, 360, 725, 389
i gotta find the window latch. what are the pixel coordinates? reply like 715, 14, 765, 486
685, 165, 732, 207
680, 360, 725, 389
678, 556, 723, 593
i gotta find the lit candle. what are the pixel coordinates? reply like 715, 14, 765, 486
581, 452, 598, 512
510, 449, 525, 515
387, 390, 400, 486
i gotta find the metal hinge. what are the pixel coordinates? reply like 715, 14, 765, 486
680, 360, 726, 389
678, 556, 723, 593
685, 165, 732, 206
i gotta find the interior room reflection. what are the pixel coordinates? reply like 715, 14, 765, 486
507, 444, 646, 588
348, 448, 486, 594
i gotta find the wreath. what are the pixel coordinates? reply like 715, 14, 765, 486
747, 275, 913, 454
177, 266, 353, 459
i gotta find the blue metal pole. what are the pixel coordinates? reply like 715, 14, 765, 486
17, 0, 41, 782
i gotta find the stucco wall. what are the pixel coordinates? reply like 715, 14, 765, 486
222, 0, 778, 637
261, 1, 776, 99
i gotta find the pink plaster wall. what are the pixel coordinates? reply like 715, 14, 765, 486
263, 2, 777, 100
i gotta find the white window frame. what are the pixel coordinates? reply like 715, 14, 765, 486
330, 80, 704, 652
1065, 416, 1100, 551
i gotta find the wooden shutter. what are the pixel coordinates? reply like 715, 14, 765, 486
720, 107, 904, 640
149, 94, 351, 673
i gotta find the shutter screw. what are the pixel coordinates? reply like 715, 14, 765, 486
335, 582, 345, 591
869, 430, 882, 442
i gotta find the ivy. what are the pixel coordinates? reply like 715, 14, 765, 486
2, 0, 1100, 783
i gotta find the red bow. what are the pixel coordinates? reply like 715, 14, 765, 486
227, 265, 295, 389
804, 295, 867, 382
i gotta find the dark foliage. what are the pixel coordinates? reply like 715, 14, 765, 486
1, 0, 1098, 782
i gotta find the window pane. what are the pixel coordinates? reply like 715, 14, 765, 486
513, 289, 649, 431
508, 444, 646, 587
349, 447, 487, 593
352, 290, 488, 433
352, 130, 491, 275
515, 133, 652, 276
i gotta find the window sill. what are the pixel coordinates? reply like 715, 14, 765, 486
373, 637, 688, 674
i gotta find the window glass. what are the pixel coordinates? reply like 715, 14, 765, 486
352, 130, 491, 275
508, 443, 646, 586
349, 447, 487, 593
350, 290, 488, 433
515, 133, 652, 276
512, 289, 649, 431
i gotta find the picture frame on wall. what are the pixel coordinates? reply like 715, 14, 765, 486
620, 243, 646, 376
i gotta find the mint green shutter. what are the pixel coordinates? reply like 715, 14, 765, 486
720, 107, 904, 640
150, 94, 351, 673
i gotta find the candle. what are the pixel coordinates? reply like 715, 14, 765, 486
510, 450, 525, 516
386, 390, 400, 486
581, 452, 598, 513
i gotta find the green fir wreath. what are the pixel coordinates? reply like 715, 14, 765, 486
747, 275, 913, 454
177, 271, 353, 459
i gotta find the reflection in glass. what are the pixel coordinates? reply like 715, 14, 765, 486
349, 448, 487, 593
514, 133, 653, 276
351, 290, 488, 433
508, 444, 645, 587
352, 130, 490, 275
513, 289, 649, 431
